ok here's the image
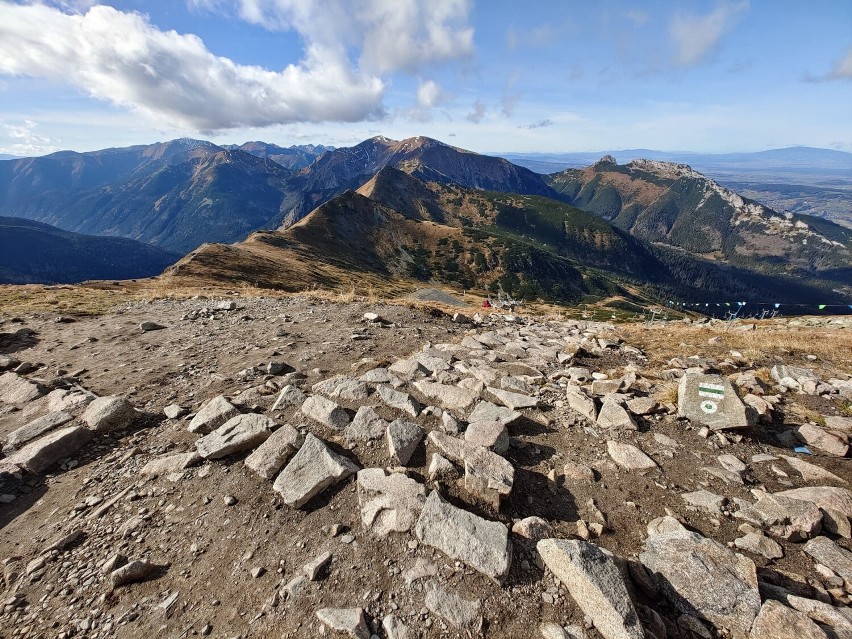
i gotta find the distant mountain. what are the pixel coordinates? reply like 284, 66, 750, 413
0, 216, 178, 284
167, 168, 842, 306
223, 142, 333, 169
276, 135, 557, 227
0, 154, 20, 161
504, 146, 852, 175
547, 157, 852, 296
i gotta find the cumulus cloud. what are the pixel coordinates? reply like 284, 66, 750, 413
416, 79, 450, 108
465, 99, 486, 124
0, 3, 472, 131
670, 0, 749, 66
0, 119, 60, 156
200, 0, 474, 75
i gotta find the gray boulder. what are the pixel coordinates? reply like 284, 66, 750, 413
537, 538, 644, 639
0, 372, 44, 404
244, 424, 303, 480
357, 468, 426, 536
188, 395, 240, 434
413, 380, 479, 410
678, 373, 752, 430
195, 414, 273, 459
315, 608, 370, 639
386, 420, 423, 466
301, 395, 350, 429
415, 490, 512, 583
8, 425, 94, 473
4, 411, 73, 451
273, 433, 359, 507
750, 600, 828, 639
376, 385, 421, 417
424, 581, 482, 631
344, 406, 388, 442
82, 396, 136, 433
597, 399, 637, 431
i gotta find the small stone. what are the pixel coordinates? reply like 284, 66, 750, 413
315, 607, 370, 639
303, 551, 332, 581
597, 399, 637, 431
223, 495, 238, 506
139, 321, 166, 332
512, 516, 553, 541
110, 560, 159, 589
195, 414, 273, 459
424, 581, 482, 631
734, 532, 784, 559
606, 441, 657, 471
271, 385, 307, 411
163, 404, 187, 419
82, 396, 136, 432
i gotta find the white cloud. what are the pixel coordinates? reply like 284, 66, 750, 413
465, 99, 486, 124
0, 119, 61, 156
416, 79, 449, 108
0, 3, 386, 131
202, 0, 474, 75
670, 0, 749, 66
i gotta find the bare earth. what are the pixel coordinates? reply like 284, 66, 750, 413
0, 294, 850, 639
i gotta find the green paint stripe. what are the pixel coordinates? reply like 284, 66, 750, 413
698, 387, 724, 396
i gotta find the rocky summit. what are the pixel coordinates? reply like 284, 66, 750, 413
0, 295, 851, 639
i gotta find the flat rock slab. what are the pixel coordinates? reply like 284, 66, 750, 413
415, 490, 512, 583
0, 372, 44, 404
424, 581, 482, 631
796, 424, 849, 457
607, 441, 657, 471
640, 529, 760, 639
464, 446, 514, 508
82, 396, 136, 433
315, 607, 370, 639
357, 468, 426, 536
486, 387, 538, 410
413, 380, 479, 411
377, 385, 421, 418
804, 536, 852, 587
467, 401, 522, 426
9, 425, 94, 473
734, 533, 783, 560
386, 419, 423, 466
776, 486, 852, 518
734, 493, 822, 541
140, 451, 201, 476
273, 433, 359, 508
781, 455, 847, 485
344, 406, 388, 442
750, 600, 828, 639
244, 424, 303, 480
312, 376, 370, 401
566, 387, 597, 421
271, 385, 307, 411
4, 411, 73, 451
196, 414, 273, 459
678, 373, 751, 430
464, 421, 509, 455
682, 490, 725, 513
301, 395, 350, 429
188, 395, 240, 434
537, 538, 644, 639
598, 400, 637, 431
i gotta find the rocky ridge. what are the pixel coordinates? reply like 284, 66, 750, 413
0, 297, 850, 638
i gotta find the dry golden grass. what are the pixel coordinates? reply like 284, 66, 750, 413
618, 320, 852, 373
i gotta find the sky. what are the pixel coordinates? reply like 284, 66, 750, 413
0, 0, 850, 157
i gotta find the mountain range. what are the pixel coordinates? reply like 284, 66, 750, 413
1, 136, 849, 306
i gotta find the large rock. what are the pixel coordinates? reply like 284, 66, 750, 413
607, 441, 657, 471
640, 529, 761, 638
424, 581, 482, 631
344, 406, 388, 442
187, 395, 240, 434
413, 380, 478, 410
301, 395, 350, 429
464, 421, 509, 454
428, 431, 474, 465
196, 413, 273, 459
467, 400, 522, 426
566, 385, 597, 421
803, 537, 852, 587
734, 493, 822, 541
0, 372, 44, 404
140, 451, 201, 476
750, 600, 828, 639
357, 468, 426, 536
776, 486, 852, 518
244, 424, 303, 480
271, 385, 307, 411
415, 490, 512, 583
796, 423, 849, 457
8, 425, 94, 473
734, 533, 783, 560
464, 446, 514, 508
273, 433, 358, 507
386, 420, 423, 466
376, 385, 421, 417
781, 455, 848, 485
315, 608, 370, 639
678, 373, 751, 430
597, 399, 637, 431
537, 539, 644, 639
486, 386, 538, 410
312, 376, 370, 401
82, 396, 136, 433
771, 364, 817, 389
4, 411, 73, 451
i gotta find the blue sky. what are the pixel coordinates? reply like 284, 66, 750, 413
0, 0, 850, 156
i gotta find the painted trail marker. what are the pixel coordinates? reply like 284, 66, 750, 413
678, 373, 753, 430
